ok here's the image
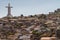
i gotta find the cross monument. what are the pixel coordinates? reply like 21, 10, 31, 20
6, 3, 13, 17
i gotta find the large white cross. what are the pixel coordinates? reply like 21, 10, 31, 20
6, 3, 13, 17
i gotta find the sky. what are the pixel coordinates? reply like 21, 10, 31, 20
0, 0, 60, 18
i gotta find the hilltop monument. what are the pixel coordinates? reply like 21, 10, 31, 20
6, 3, 13, 17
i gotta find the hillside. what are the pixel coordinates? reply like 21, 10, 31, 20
0, 9, 60, 40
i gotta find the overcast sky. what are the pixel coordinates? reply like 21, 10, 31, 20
0, 0, 60, 17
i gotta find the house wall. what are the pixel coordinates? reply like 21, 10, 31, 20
41, 37, 56, 40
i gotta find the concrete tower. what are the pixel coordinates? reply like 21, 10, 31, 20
6, 3, 13, 17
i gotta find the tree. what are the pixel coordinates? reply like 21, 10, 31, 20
38, 14, 46, 19
32, 30, 41, 40
21, 14, 23, 18
29, 15, 34, 17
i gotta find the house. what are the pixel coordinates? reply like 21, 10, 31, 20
17, 34, 31, 40
41, 37, 56, 40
